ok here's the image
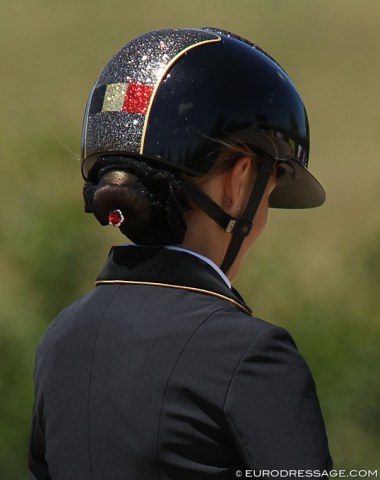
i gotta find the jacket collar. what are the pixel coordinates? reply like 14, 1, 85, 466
96, 245, 252, 315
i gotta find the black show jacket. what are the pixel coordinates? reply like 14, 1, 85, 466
29, 246, 332, 479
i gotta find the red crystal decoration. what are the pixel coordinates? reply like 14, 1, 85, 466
108, 209, 124, 227
123, 82, 154, 115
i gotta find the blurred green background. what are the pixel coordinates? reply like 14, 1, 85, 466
1, 0, 380, 477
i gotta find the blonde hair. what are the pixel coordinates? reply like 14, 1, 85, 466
182, 140, 261, 187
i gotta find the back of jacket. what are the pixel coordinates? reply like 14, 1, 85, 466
29, 247, 332, 479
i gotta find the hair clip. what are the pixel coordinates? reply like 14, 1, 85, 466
108, 209, 125, 227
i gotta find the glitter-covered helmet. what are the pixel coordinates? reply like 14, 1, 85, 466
81, 28, 325, 208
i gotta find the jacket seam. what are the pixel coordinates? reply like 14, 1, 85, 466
221, 325, 278, 467
86, 285, 122, 480
156, 306, 232, 480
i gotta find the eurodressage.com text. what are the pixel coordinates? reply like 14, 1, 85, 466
234, 470, 378, 478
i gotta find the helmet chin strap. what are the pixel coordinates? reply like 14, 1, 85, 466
180, 157, 274, 274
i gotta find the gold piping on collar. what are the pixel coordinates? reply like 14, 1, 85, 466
95, 279, 251, 315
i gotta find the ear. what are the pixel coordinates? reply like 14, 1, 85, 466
224, 156, 255, 212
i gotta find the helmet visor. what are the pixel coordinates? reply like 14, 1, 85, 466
270, 159, 326, 208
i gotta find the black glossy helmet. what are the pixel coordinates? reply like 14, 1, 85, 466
81, 27, 325, 209
81, 28, 325, 272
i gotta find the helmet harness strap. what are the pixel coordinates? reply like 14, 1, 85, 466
180, 157, 275, 274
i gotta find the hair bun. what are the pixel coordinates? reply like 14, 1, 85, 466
84, 161, 187, 245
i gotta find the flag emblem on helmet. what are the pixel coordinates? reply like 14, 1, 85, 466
101, 82, 154, 115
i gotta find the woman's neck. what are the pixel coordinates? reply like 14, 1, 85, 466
180, 208, 241, 282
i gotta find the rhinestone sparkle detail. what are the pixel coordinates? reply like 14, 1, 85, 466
84, 29, 220, 159
123, 83, 154, 114
101, 82, 154, 115
102, 83, 128, 111
108, 209, 125, 227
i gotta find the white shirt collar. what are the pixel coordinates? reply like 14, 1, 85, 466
163, 245, 232, 289
122, 243, 232, 289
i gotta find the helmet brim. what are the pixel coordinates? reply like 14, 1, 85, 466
270, 159, 326, 209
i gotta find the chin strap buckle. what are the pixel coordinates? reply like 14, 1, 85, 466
225, 219, 236, 233
225, 218, 252, 235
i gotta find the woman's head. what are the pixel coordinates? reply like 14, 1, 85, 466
83, 142, 275, 281
81, 27, 326, 274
